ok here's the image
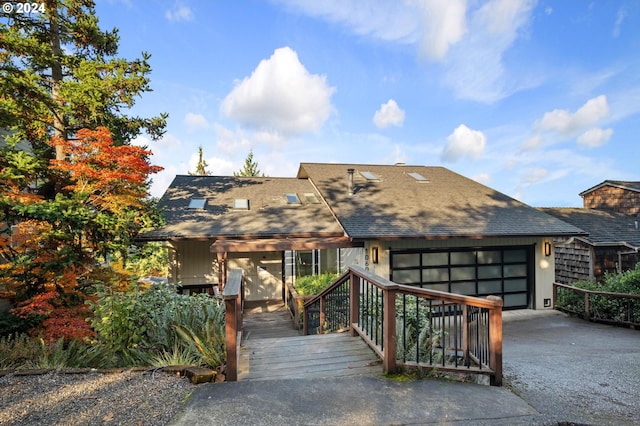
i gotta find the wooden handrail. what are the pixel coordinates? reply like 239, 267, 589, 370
553, 282, 640, 300
303, 265, 504, 386
223, 269, 244, 382
553, 282, 640, 326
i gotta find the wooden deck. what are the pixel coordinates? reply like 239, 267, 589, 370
239, 301, 381, 381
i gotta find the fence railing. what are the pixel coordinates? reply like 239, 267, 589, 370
222, 269, 244, 382
303, 266, 503, 386
285, 282, 314, 330
553, 282, 640, 327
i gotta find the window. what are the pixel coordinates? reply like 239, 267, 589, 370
285, 193, 301, 204
233, 199, 249, 210
188, 198, 206, 209
303, 192, 320, 203
408, 172, 429, 182
360, 171, 379, 181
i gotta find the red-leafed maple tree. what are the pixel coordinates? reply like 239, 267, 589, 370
1, 127, 162, 341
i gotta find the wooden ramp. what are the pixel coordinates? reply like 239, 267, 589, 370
239, 301, 381, 381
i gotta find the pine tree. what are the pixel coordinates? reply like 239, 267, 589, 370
189, 145, 212, 176
234, 150, 265, 177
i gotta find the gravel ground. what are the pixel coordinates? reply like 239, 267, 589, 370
0, 370, 195, 426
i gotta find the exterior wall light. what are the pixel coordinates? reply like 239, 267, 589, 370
544, 241, 552, 257
371, 247, 379, 264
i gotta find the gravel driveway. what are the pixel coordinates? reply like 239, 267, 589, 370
0, 370, 194, 426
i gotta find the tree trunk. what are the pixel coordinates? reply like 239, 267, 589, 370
46, 0, 66, 161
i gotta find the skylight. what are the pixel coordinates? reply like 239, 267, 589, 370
285, 193, 301, 204
233, 199, 249, 210
408, 172, 429, 182
360, 171, 379, 181
303, 193, 320, 203
188, 198, 206, 209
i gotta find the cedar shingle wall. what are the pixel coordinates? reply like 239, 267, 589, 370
555, 240, 592, 284
583, 186, 640, 216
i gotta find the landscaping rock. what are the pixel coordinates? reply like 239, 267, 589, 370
185, 367, 217, 384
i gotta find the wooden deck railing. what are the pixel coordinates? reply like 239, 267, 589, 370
303, 266, 504, 386
222, 269, 244, 382
553, 282, 640, 327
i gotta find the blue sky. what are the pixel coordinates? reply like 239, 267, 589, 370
96, 0, 640, 207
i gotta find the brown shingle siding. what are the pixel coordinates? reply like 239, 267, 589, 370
582, 185, 640, 216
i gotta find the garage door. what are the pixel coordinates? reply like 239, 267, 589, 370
390, 247, 532, 309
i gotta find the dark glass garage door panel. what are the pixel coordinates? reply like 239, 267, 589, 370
394, 253, 421, 268
393, 269, 421, 285
391, 247, 532, 309
422, 268, 449, 283
422, 252, 448, 266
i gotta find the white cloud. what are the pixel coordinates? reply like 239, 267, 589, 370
443, 0, 537, 103
165, 4, 193, 22
184, 113, 209, 131
273, 0, 420, 44
441, 124, 487, 162
473, 173, 491, 186
613, 7, 627, 38
414, 0, 467, 61
536, 95, 610, 138
521, 135, 542, 151
187, 153, 234, 176
221, 47, 335, 136
275, 0, 537, 103
577, 127, 613, 148
373, 99, 405, 129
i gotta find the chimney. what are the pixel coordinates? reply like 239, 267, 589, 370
347, 168, 355, 196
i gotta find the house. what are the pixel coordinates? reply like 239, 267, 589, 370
540, 208, 640, 283
580, 180, 640, 216
141, 163, 586, 310
541, 180, 640, 284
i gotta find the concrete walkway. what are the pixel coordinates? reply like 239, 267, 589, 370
170, 310, 640, 425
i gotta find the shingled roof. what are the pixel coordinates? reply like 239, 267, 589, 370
579, 180, 640, 196
297, 163, 586, 240
540, 208, 640, 249
141, 175, 344, 240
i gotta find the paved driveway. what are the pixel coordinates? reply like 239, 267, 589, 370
171, 310, 640, 425
503, 310, 640, 425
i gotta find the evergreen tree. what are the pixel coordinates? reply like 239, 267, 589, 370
234, 150, 265, 177
0, 1, 166, 340
189, 145, 211, 176
0, 0, 167, 166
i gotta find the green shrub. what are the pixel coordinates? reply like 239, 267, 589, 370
87, 281, 226, 368
294, 273, 339, 296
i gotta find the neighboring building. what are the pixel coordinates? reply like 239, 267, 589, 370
580, 180, 640, 216
540, 208, 640, 283
539, 180, 640, 284
141, 163, 586, 310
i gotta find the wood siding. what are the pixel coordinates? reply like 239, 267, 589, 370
554, 239, 592, 284
583, 186, 640, 216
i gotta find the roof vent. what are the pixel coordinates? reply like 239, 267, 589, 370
347, 168, 355, 196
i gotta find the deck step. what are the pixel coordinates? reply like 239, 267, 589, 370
239, 333, 381, 381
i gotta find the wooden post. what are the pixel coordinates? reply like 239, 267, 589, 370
461, 304, 469, 363
584, 292, 590, 320
487, 296, 503, 386
382, 287, 397, 374
223, 269, 243, 382
350, 270, 360, 337
225, 295, 238, 382
552, 283, 558, 308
